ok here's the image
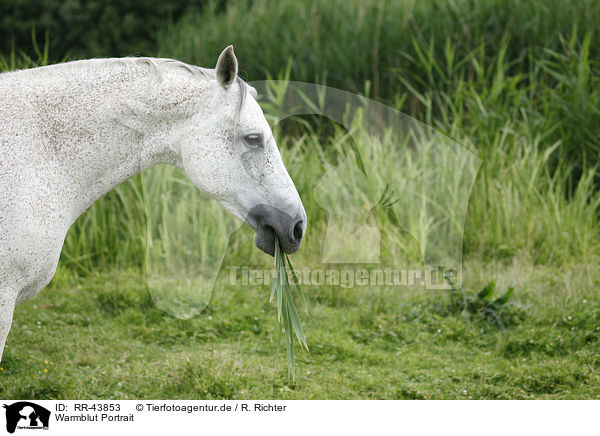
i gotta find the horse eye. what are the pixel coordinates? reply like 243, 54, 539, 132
244, 133, 263, 147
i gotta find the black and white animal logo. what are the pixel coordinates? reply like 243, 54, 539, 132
3, 402, 50, 433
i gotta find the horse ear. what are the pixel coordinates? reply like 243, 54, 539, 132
216, 45, 238, 90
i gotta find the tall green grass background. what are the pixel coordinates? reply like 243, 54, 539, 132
2, 0, 597, 275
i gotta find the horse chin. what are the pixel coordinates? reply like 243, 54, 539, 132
254, 226, 276, 257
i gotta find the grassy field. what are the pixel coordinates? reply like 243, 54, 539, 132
1, 0, 600, 399
1, 260, 598, 399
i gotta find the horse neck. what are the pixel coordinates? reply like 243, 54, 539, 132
27, 59, 212, 224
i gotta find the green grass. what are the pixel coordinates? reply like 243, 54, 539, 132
1, 260, 598, 399
158, 0, 600, 170
272, 237, 309, 381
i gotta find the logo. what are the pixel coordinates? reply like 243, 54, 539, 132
2, 402, 50, 433
142, 80, 480, 318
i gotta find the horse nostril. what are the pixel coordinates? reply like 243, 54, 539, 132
292, 220, 304, 242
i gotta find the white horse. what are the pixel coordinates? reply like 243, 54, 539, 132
0, 46, 307, 363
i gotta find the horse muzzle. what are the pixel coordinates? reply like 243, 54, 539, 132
247, 204, 306, 256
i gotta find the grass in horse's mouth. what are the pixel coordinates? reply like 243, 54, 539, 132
272, 236, 308, 381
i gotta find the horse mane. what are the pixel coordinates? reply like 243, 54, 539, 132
2, 56, 257, 100
1, 56, 255, 133
108, 57, 254, 138
100, 57, 255, 102
120, 57, 215, 81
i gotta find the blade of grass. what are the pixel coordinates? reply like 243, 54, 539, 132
286, 253, 308, 315
273, 235, 309, 380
